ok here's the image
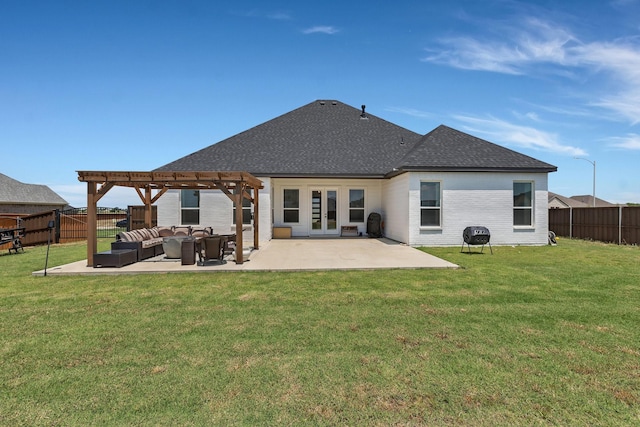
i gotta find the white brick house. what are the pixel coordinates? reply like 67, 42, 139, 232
155, 100, 556, 247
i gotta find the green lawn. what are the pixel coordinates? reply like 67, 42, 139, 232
1, 239, 639, 426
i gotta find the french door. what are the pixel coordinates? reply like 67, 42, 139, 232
310, 188, 339, 235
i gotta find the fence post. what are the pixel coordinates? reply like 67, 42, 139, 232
569, 207, 573, 239
619, 205, 623, 245
54, 209, 61, 244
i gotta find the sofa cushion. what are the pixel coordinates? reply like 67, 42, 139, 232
191, 227, 213, 238
118, 231, 135, 242
172, 226, 191, 236
131, 229, 146, 241
141, 238, 163, 248
158, 227, 174, 237
149, 227, 160, 238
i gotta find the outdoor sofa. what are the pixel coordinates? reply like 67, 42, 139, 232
112, 226, 213, 261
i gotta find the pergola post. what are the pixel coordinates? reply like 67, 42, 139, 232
144, 186, 153, 228
86, 182, 98, 267
234, 184, 244, 264
253, 186, 259, 250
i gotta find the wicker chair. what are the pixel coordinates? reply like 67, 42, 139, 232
198, 236, 224, 265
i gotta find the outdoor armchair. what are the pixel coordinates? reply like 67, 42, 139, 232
198, 236, 224, 265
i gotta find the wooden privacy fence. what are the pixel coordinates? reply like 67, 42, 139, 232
2, 208, 129, 248
19, 210, 57, 246
128, 205, 158, 230
549, 206, 640, 245
57, 208, 127, 243
0, 215, 22, 251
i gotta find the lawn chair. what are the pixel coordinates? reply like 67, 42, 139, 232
198, 236, 224, 265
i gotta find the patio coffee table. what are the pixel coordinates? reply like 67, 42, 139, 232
93, 249, 137, 268
163, 236, 195, 259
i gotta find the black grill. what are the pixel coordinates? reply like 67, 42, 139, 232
366, 212, 383, 238
461, 226, 493, 254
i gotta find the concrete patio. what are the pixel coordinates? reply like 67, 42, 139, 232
33, 238, 458, 276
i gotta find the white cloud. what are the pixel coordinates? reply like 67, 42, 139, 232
423, 38, 524, 75
454, 114, 587, 156
235, 9, 292, 21
523, 102, 595, 119
423, 17, 640, 124
525, 112, 540, 121
423, 18, 576, 75
511, 110, 542, 122
572, 39, 640, 124
608, 133, 640, 150
385, 106, 433, 119
302, 26, 339, 35
267, 11, 292, 21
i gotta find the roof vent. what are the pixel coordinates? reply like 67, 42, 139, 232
332, 101, 337, 105
360, 104, 368, 119
400, 136, 405, 145
319, 101, 326, 105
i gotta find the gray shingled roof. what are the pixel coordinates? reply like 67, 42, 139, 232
548, 192, 589, 208
396, 125, 557, 173
156, 100, 557, 176
570, 195, 617, 207
0, 173, 68, 205
156, 100, 422, 177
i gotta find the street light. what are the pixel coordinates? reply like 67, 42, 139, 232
574, 157, 596, 207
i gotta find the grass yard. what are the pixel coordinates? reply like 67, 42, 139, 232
1, 239, 639, 426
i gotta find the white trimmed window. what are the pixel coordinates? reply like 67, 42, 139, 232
283, 189, 300, 223
420, 181, 441, 227
349, 189, 365, 223
513, 182, 533, 226
181, 190, 200, 225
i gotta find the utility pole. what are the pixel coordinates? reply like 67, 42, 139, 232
574, 157, 596, 207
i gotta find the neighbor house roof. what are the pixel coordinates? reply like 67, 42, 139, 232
156, 100, 557, 177
570, 195, 617, 207
548, 192, 589, 208
0, 173, 68, 206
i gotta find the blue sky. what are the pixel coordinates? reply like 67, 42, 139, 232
2, 0, 640, 207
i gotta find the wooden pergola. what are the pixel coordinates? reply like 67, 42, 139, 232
77, 171, 263, 266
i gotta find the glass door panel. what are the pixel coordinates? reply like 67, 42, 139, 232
327, 190, 337, 231
311, 190, 322, 230
310, 188, 339, 235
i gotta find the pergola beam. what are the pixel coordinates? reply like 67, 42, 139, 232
78, 171, 262, 190
78, 170, 263, 267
